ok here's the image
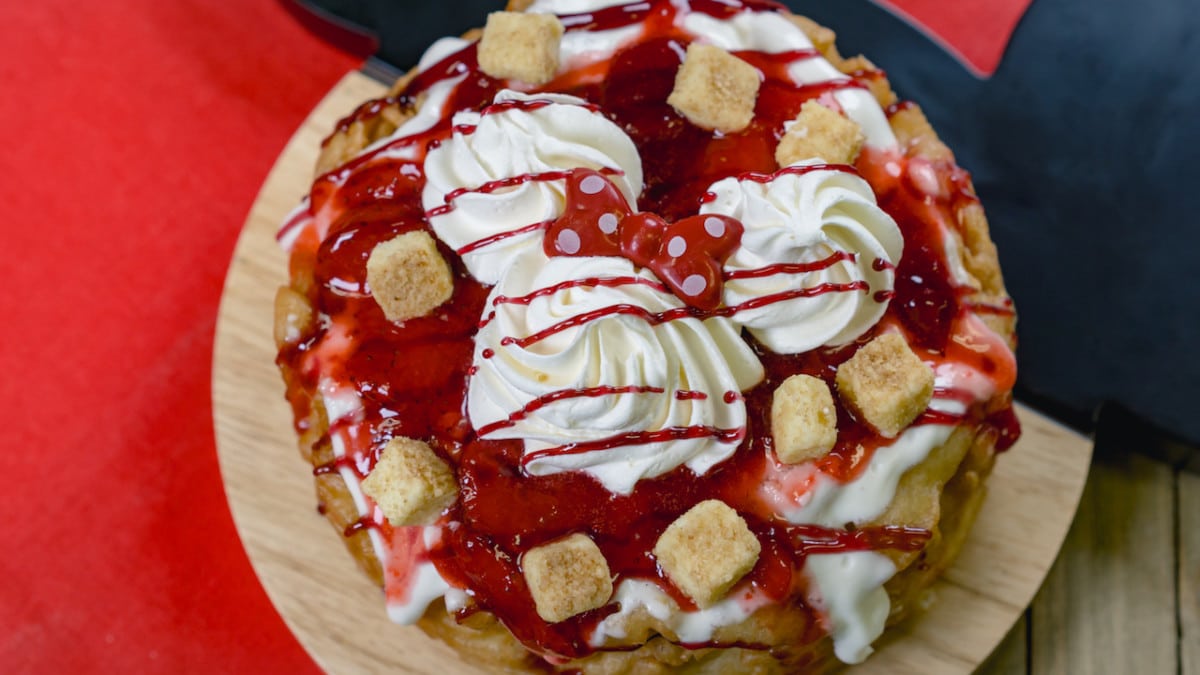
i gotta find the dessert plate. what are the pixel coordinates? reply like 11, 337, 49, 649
213, 71, 1093, 675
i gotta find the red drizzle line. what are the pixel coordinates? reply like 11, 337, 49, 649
324, 94, 413, 147
452, 98, 605, 136
700, 163, 860, 203
500, 303, 692, 348
557, 1, 656, 32
476, 385, 666, 437
722, 281, 869, 313
793, 78, 869, 98
761, 48, 822, 62
914, 409, 963, 426
675, 390, 708, 400
312, 452, 373, 480
429, 166, 624, 231
427, 171, 582, 218
501, 282, 867, 349
723, 251, 855, 281
933, 387, 976, 405
521, 425, 744, 465
788, 524, 932, 556
276, 202, 313, 244
478, 276, 670, 329
555, 0, 788, 33
495, 276, 670, 308
343, 515, 380, 538
456, 219, 552, 256
396, 42, 476, 99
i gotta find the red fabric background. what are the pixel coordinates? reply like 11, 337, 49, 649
0, 1, 1029, 672
0, 1, 357, 672
872, 0, 1033, 76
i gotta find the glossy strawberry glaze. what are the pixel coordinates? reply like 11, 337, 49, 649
277, 0, 1019, 661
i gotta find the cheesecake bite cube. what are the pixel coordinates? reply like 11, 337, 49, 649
522, 533, 613, 623
653, 500, 761, 607
667, 43, 761, 133
835, 333, 935, 438
775, 100, 865, 167
478, 11, 564, 85
361, 437, 458, 526
772, 374, 838, 464
366, 230, 454, 323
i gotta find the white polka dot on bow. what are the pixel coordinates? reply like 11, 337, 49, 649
681, 274, 707, 297
704, 217, 726, 238
557, 229, 581, 254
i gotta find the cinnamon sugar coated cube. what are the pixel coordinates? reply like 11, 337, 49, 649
361, 437, 457, 526
772, 374, 838, 464
366, 230, 454, 323
477, 11, 564, 85
522, 534, 613, 623
653, 500, 761, 607
835, 333, 935, 438
667, 43, 761, 133
775, 100, 865, 167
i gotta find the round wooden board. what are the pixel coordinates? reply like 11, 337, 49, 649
213, 71, 1094, 675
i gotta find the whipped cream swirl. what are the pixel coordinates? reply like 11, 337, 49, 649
422, 90, 643, 284
701, 162, 903, 354
468, 252, 763, 494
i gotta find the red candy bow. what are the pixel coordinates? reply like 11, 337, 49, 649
544, 169, 743, 311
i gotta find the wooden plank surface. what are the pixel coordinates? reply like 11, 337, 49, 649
1182, 470, 1199, 675
212, 70, 1094, 675
1029, 455, 1178, 675
977, 613, 1028, 675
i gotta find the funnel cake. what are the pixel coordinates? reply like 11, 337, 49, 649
273, 1, 1020, 672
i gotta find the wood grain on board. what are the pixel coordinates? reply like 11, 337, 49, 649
212, 71, 1093, 674
1029, 455, 1178, 675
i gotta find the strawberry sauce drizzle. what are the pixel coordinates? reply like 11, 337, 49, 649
276, 0, 1020, 661
475, 385, 666, 437
454, 219, 551, 256
787, 524, 932, 556
477, 275, 670, 330
451, 97, 603, 136
522, 425, 744, 466
494, 275, 669, 308
426, 167, 625, 220
495, 280, 868, 350
723, 251, 856, 280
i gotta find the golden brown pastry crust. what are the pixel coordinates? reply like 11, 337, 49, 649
274, 6, 1016, 673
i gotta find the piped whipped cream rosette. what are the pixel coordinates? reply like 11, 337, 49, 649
703, 160, 903, 354
422, 90, 642, 284
468, 252, 763, 494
